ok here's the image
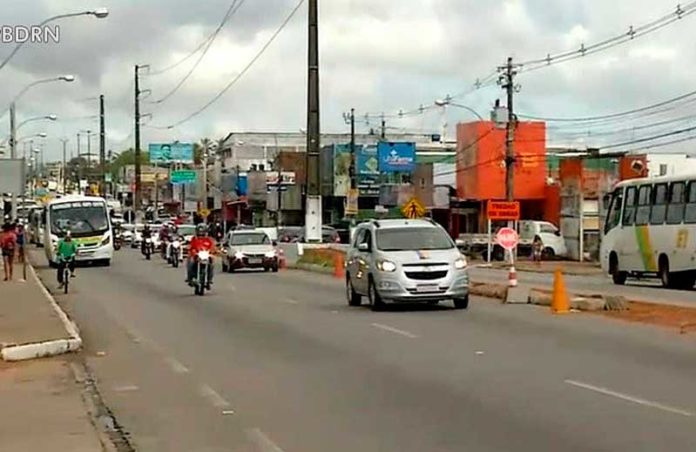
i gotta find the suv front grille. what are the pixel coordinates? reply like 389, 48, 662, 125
405, 270, 448, 280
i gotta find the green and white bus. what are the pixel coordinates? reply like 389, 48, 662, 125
44, 195, 113, 267
601, 174, 696, 288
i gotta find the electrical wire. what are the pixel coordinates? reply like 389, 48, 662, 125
149, 0, 305, 129
147, 1, 243, 77
148, 0, 245, 105
517, 2, 696, 73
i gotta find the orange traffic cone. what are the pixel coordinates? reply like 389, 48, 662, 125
551, 268, 570, 314
333, 251, 345, 279
508, 266, 518, 287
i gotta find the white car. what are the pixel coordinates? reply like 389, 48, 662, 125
519, 220, 567, 259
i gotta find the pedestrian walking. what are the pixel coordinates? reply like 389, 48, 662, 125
13, 220, 25, 264
1, 220, 17, 281
532, 236, 543, 265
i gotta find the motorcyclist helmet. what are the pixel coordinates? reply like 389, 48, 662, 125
195, 224, 208, 237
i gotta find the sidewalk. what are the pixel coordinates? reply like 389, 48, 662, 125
0, 258, 103, 451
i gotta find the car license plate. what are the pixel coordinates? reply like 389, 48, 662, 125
248, 257, 262, 264
415, 284, 438, 293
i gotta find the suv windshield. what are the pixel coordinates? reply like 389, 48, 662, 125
376, 227, 454, 251
231, 233, 269, 245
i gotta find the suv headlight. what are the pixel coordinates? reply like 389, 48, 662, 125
265, 251, 276, 258
454, 257, 467, 269
377, 260, 397, 272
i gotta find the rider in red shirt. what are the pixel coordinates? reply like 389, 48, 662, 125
187, 224, 216, 287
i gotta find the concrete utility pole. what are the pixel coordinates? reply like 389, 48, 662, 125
9, 102, 17, 219
134, 65, 143, 212
305, 0, 322, 242
274, 134, 282, 230
60, 138, 68, 193
202, 140, 208, 212
76, 132, 82, 187
350, 108, 356, 190
99, 94, 106, 197
86, 130, 92, 183
501, 56, 517, 202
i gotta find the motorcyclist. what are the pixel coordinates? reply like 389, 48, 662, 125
141, 223, 153, 255
56, 231, 77, 288
159, 224, 172, 258
187, 224, 216, 288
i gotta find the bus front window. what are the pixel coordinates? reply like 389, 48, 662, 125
604, 190, 623, 234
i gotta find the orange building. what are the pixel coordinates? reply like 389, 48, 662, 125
456, 121, 547, 200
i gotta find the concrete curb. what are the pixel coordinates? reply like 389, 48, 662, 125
0, 264, 82, 362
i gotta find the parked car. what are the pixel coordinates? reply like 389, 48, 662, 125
222, 229, 279, 272
346, 218, 469, 311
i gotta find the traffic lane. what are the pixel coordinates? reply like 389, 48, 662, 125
247, 269, 696, 409
29, 249, 257, 452
100, 255, 696, 451
47, 251, 696, 451
469, 267, 696, 306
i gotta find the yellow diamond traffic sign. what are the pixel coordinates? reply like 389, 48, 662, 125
401, 197, 426, 219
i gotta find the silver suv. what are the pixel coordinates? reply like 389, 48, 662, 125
345, 219, 469, 311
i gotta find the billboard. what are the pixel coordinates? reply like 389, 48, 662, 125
148, 143, 194, 163
0, 159, 25, 193
357, 145, 379, 197
333, 144, 351, 196
378, 142, 416, 173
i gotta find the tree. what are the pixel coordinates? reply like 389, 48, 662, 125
108, 148, 149, 182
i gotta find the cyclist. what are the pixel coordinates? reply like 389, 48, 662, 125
56, 231, 78, 288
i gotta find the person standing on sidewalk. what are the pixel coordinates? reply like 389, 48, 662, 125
13, 220, 25, 264
1, 221, 17, 281
56, 231, 78, 288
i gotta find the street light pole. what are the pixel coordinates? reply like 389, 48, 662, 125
9, 102, 17, 218
60, 138, 69, 193
99, 94, 106, 197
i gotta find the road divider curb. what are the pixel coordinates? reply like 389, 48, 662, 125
0, 263, 82, 362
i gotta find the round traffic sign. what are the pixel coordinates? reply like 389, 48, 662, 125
495, 227, 519, 250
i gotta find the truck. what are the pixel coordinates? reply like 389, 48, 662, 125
457, 220, 567, 261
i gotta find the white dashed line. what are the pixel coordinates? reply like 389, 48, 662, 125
112, 385, 139, 392
565, 379, 694, 417
199, 384, 231, 408
164, 356, 190, 374
281, 298, 299, 305
246, 428, 286, 452
371, 323, 419, 339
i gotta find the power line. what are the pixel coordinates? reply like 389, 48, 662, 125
518, 88, 696, 123
147, 1, 243, 77
150, 0, 306, 129
147, 0, 246, 105
518, 2, 696, 73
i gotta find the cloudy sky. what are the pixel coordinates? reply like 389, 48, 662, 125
1, 0, 695, 162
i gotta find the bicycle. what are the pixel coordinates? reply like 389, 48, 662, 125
60, 257, 74, 294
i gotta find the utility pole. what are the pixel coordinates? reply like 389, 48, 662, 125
76, 132, 82, 189
501, 56, 517, 202
380, 114, 386, 140
60, 138, 68, 193
202, 140, 208, 214
9, 102, 17, 219
134, 65, 143, 213
86, 130, 92, 187
99, 94, 106, 197
349, 108, 356, 189
274, 134, 282, 230
305, 0, 321, 242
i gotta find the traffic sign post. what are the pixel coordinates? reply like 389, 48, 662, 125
401, 197, 425, 219
496, 226, 519, 271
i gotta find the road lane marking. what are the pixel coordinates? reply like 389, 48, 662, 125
246, 428, 286, 452
564, 379, 694, 417
371, 323, 418, 339
164, 356, 190, 374
199, 384, 231, 408
222, 410, 235, 415
112, 385, 139, 392
281, 298, 299, 305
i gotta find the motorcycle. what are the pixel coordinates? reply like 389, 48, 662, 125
160, 238, 169, 259
113, 232, 122, 251
192, 250, 211, 296
169, 237, 182, 268
143, 237, 153, 260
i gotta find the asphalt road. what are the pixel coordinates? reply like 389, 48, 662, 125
469, 266, 696, 307
32, 248, 696, 452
